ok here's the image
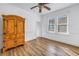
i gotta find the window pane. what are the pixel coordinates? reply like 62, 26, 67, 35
49, 20, 55, 25
58, 25, 67, 32
58, 16, 67, 33
58, 17, 67, 24
49, 19, 55, 31
49, 25, 54, 31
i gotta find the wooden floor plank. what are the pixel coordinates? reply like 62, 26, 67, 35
0, 37, 79, 56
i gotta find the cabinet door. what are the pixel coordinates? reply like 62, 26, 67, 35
3, 15, 16, 51
15, 17, 25, 46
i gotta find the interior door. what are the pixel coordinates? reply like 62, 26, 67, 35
15, 16, 25, 46
3, 15, 16, 51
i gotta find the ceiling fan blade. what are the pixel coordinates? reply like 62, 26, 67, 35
30, 6, 38, 9
43, 6, 51, 10
43, 3, 49, 5
38, 3, 49, 5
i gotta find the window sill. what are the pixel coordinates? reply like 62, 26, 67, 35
56, 32, 69, 35
48, 31, 69, 35
48, 31, 55, 33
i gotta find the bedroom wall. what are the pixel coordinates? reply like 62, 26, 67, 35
0, 4, 40, 49
41, 4, 79, 47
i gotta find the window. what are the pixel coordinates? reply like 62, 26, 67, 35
49, 19, 55, 32
48, 16, 68, 34
57, 16, 68, 33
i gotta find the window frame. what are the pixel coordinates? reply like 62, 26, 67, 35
57, 16, 69, 34
48, 18, 55, 33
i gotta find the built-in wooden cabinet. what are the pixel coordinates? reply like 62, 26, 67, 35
2, 15, 25, 52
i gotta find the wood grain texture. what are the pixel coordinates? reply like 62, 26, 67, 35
3, 15, 25, 52
0, 37, 79, 56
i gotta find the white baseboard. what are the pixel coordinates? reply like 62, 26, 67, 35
42, 36, 79, 47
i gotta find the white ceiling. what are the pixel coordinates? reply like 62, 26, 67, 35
9, 3, 75, 15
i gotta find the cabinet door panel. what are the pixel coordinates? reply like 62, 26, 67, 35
15, 38, 24, 46
4, 34, 16, 41
4, 40, 15, 49
15, 17, 25, 46
3, 15, 16, 51
17, 20, 24, 34
7, 19, 15, 34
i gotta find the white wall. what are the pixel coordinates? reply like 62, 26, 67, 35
0, 4, 40, 49
41, 4, 79, 47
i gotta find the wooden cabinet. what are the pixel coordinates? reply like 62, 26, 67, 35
3, 15, 25, 52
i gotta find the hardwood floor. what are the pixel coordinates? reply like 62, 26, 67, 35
0, 37, 79, 56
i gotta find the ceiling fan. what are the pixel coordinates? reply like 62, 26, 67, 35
30, 3, 51, 13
